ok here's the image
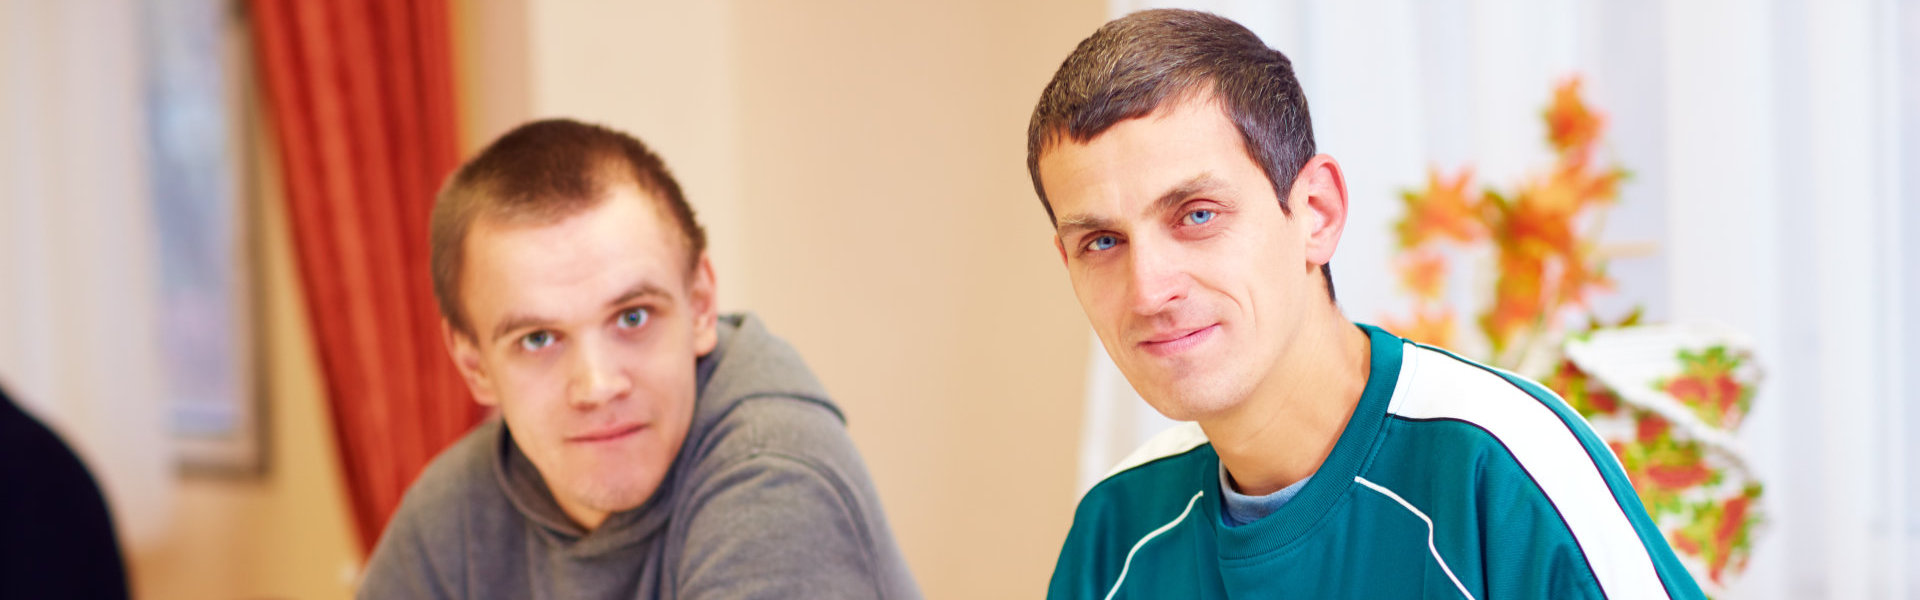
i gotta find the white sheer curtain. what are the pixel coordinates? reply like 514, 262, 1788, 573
1079, 0, 1917, 597
0, 0, 174, 548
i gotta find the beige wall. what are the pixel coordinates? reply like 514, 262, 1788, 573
727, 4, 1102, 595
466, 1, 1109, 596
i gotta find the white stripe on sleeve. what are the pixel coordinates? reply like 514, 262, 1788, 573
1388, 344, 1672, 599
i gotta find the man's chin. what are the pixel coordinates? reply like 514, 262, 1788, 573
1124, 365, 1242, 419
569, 477, 665, 514
1140, 388, 1243, 423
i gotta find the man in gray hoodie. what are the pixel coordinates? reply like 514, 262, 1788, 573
359, 118, 920, 599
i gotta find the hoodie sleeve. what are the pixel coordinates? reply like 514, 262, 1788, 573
358, 486, 463, 600
673, 451, 898, 600
671, 397, 921, 600
356, 424, 500, 600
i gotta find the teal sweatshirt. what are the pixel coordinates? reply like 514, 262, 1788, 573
1049, 324, 1703, 599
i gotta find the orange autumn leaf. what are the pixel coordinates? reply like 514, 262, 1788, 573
1395, 167, 1481, 249
1552, 159, 1627, 210
1396, 250, 1449, 300
1481, 243, 1547, 351
1545, 77, 1604, 159
1551, 238, 1615, 309
1391, 75, 1630, 364
1535, 160, 1626, 256
1487, 160, 1622, 316
1504, 178, 1579, 257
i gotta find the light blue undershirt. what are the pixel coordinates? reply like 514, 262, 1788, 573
1219, 463, 1312, 527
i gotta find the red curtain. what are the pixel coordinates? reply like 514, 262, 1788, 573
250, 0, 485, 554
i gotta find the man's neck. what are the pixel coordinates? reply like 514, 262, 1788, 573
1201, 315, 1372, 497
558, 496, 610, 533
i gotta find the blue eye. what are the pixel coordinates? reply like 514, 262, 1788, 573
1086, 235, 1119, 252
1185, 209, 1215, 225
616, 308, 650, 329
520, 330, 554, 351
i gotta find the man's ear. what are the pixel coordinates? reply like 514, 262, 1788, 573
1292, 154, 1350, 270
689, 253, 720, 356
443, 319, 498, 407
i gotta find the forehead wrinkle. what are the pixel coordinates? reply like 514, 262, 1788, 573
469, 194, 684, 345
1056, 171, 1225, 236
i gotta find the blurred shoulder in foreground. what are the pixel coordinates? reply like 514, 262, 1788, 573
0, 383, 130, 600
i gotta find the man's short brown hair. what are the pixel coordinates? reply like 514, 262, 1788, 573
1026, 9, 1332, 300
430, 118, 707, 338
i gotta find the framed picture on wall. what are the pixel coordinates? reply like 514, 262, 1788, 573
147, 0, 264, 477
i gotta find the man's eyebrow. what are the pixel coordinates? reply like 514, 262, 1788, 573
1054, 214, 1115, 237
491, 312, 553, 345
1148, 173, 1225, 216
1054, 173, 1225, 237
488, 280, 674, 344
604, 280, 672, 309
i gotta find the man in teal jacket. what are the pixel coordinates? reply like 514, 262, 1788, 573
1025, 9, 1703, 599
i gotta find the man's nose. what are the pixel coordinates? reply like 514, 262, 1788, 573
568, 339, 632, 409
1126, 239, 1188, 316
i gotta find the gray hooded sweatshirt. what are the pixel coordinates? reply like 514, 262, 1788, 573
359, 314, 921, 599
